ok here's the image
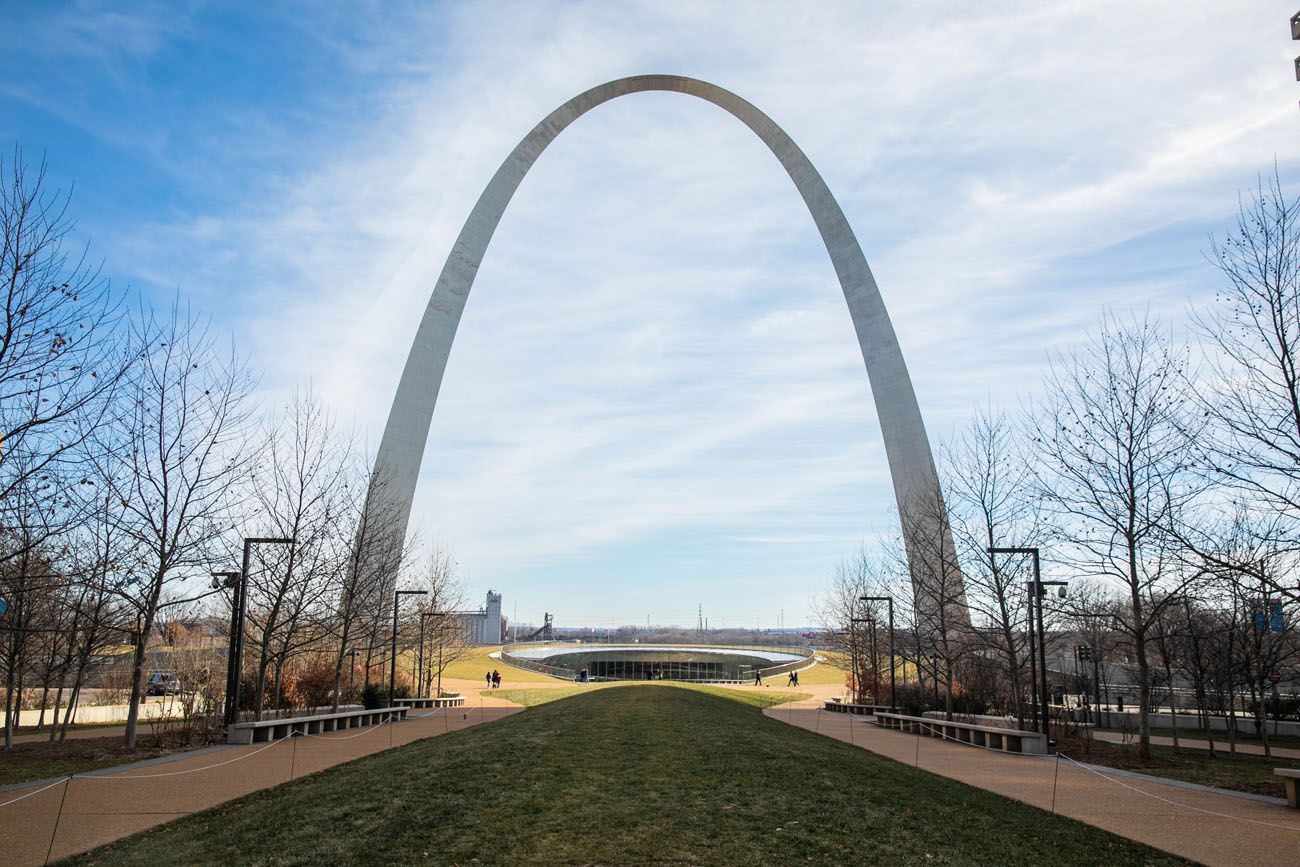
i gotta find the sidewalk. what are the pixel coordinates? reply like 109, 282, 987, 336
0, 682, 519, 866
766, 696, 1300, 867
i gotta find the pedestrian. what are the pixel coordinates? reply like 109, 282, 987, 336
492, 669, 501, 689
787, 672, 795, 687
792, 670, 799, 687
754, 670, 762, 686
485, 671, 492, 689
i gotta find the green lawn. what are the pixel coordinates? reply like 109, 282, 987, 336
68, 687, 1182, 866
1102, 725, 1300, 752
1138, 746, 1300, 797
1070, 734, 1300, 799
439, 646, 556, 683
0, 735, 177, 786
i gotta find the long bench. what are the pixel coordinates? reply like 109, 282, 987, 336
1278, 768, 1299, 808
823, 701, 893, 716
875, 711, 1049, 755
227, 706, 409, 745
394, 695, 466, 709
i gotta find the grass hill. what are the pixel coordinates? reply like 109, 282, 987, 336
68, 686, 1183, 866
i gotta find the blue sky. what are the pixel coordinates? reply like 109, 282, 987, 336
4, 2, 1299, 629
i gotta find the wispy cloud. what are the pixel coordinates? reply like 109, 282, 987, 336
6, 1, 1298, 625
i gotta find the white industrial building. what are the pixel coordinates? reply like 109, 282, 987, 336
457, 590, 504, 645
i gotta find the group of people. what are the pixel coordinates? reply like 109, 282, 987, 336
751, 669, 800, 687
484, 670, 502, 689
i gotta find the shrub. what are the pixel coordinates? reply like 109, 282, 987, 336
361, 682, 384, 710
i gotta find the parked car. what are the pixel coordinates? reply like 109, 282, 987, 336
146, 671, 182, 696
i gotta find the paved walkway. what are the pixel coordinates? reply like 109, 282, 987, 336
1094, 730, 1300, 762
0, 682, 521, 866
765, 693, 1300, 867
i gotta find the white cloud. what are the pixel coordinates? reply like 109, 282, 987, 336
50, 1, 1300, 625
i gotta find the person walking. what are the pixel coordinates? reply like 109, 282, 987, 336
485, 671, 492, 689
792, 671, 799, 687
492, 669, 501, 689
754, 670, 762, 687
787, 672, 796, 687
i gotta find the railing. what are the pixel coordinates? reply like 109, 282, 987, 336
498, 640, 816, 682
497, 645, 577, 680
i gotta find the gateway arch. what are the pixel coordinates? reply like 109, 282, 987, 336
364, 75, 968, 624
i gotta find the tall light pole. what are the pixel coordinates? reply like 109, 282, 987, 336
989, 546, 1066, 738
862, 595, 896, 712
347, 648, 357, 699
219, 537, 293, 727
391, 590, 428, 707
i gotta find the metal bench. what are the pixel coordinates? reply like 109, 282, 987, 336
393, 695, 466, 709
226, 706, 409, 744
1277, 768, 1300, 808
874, 711, 1049, 755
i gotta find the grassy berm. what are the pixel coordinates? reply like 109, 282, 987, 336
66, 687, 1184, 866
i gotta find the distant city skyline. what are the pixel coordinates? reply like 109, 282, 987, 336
2, 3, 1298, 627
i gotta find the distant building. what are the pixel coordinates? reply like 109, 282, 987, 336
457, 590, 504, 645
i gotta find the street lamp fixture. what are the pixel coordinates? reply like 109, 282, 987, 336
391, 590, 428, 708
861, 595, 896, 712
220, 537, 294, 727
988, 546, 1066, 738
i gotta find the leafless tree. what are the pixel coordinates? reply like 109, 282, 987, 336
943, 405, 1041, 727
0, 149, 126, 520
1191, 170, 1300, 591
243, 389, 352, 718
327, 461, 409, 709
1030, 312, 1204, 757
99, 302, 257, 747
414, 546, 470, 697
897, 484, 973, 719
813, 546, 905, 701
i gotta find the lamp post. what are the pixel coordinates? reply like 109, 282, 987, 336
988, 547, 1066, 738
347, 648, 357, 698
861, 595, 896, 711
219, 537, 293, 727
391, 590, 428, 707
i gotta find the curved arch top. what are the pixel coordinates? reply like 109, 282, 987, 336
364, 75, 966, 623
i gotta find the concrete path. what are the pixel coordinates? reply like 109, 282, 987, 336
0, 681, 520, 866
1094, 730, 1300, 762
766, 694, 1300, 867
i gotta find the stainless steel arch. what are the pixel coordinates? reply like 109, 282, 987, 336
365, 75, 967, 622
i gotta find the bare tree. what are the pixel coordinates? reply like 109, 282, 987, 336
327, 462, 408, 710
813, 546, 903, 701
100, 302, 257, 747
1192, 171, 1300, 593
415, 546, 470, 697
898, 484, 973, 720
1030, 313, 1203, 758
944, 405, 1041, 727
0, 149, 125, 517
244, 389, 352, 718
